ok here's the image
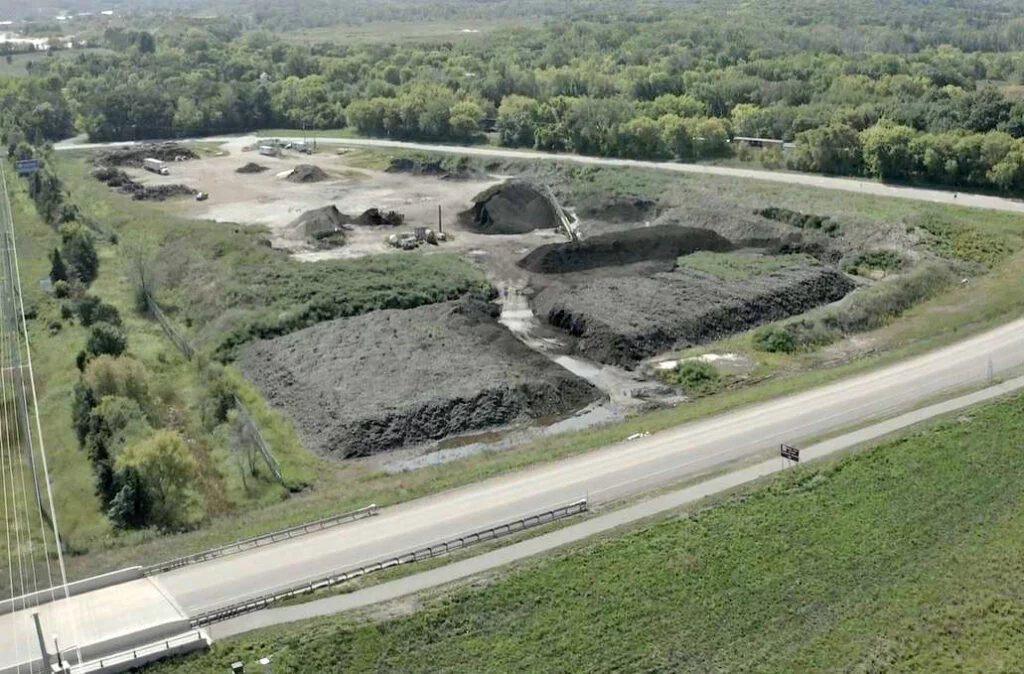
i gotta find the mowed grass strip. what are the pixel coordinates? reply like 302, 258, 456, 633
153, 393, 1024, 673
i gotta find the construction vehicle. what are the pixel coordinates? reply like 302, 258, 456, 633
143, 158, 170, 176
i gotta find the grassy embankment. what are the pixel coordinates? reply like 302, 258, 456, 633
152, 391, 1024, 673
44, 148, 1024, 582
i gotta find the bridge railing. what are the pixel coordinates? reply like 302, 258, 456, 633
190, 498, 588, 626
144, 504, 379, 576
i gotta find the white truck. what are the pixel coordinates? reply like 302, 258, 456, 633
143, 158, 170, 176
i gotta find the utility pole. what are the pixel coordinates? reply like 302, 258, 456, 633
32, 613, 51, 671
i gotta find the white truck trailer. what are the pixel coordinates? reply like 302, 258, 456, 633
143, 158, 170, 175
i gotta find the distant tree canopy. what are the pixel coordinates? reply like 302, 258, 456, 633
7, 0, 1024, 190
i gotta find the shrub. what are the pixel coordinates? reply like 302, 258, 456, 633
49, 248, 68, 283
116, 430, 200, 529
83, 355, 149, 408
663, 359, 722, 395
85, 395, 151, 505
754, 325, 799, 353
52, 280, 70, 298
107, 466, 151, 530
844, 250, 903, 276
75, 296, 121, 327
201, 364, 236, 428
86, 322, 127, 357
60, 223, 100, 285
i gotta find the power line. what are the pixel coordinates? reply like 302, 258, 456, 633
0, 180, 35, 674
1, 161, 83, 669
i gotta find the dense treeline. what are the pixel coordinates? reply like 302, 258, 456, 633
7, 0, 1024, 190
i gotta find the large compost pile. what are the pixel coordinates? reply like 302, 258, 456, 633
464, 182, 560, 234
239, 298, 600, 458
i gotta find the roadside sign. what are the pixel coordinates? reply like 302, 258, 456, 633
780, 443, 800, 462
16, 159, 42, 176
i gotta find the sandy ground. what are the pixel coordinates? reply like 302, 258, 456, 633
120, 140, 569, 266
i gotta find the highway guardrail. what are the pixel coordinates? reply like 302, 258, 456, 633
144, 504, 379, 575
189, 498, 588, 626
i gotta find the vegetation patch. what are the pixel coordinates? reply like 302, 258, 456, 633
657, 359, 722, 396
844, 249, 904, 277
913, 214, 1010, 268
756, 207, 839, 235
754, 263, 956, 353
677, 252, 815, 281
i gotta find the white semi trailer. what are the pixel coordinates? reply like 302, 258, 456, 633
143, 158, 170, 175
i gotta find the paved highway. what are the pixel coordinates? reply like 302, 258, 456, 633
212, 372, 1024, 639
7, 315, 1024, 670
55, 134, 1024, 214
5, 315, 1024, 671
152, 315, 1024, 613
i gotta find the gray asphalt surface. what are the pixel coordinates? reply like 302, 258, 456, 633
151, 315, 1024, 616
6, 316, 1024, 670
55, 134, 1024, 215
212, 373, 1024, 639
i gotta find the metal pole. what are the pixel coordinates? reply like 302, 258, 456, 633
437, 204, 442, 233
32, 613, 50, 670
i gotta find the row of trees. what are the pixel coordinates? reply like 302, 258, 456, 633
495, 95, 730, 159
788, 121, 1024, 192
7, 3, 1024, 194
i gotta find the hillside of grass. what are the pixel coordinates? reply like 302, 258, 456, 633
154, 391, 1024, 673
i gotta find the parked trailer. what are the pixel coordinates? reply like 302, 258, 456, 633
143, 158, 170, 176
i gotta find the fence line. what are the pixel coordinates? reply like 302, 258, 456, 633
232, 394, 282, 483
144, 504, 378, 575
144, 292, 283, 483
190, 499, 588, 627
145, 293, 194, 360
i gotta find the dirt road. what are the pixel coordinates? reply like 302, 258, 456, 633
305, 137, 1024, 214
54, 134, 1024, 215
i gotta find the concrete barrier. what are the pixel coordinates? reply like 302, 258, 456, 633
0, 618, 192, 674
0, 567, 145, 616
74, 619, 193, 665
71, 631, 209, 674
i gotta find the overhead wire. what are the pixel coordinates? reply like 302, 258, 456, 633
1, 224, 46, 673
0, 166, 30, 673
2, 159, 85, 668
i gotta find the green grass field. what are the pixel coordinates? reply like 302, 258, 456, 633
151, 391, 1024, 673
